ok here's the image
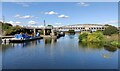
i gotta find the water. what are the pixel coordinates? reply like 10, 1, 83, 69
1, 34, 118, 69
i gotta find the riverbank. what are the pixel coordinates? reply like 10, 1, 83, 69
78, 32, 120, 49
104, 34, 120, 48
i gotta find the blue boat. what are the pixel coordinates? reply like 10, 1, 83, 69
9, 32, 43, 43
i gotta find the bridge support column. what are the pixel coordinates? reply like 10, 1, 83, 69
44, 29, 46, 35
34, 28, 36, 37
51, 30, 55, 36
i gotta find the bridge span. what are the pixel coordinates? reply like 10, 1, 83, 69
22, 24, 108, 33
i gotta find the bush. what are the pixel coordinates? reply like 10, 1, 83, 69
118, 44, 120, 49
104, 41, 120, 49
1, 22, 24, 35
110, 41, 120, 48
79, 32, 104, 43
79, 32, 88, 42
103, 25, 118, 36
87, 32, 104, 43
110, 41, 119, 47
68, 30, 75, 34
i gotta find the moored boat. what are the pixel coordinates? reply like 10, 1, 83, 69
9, 32, 43, 43
9, 36, 43, 43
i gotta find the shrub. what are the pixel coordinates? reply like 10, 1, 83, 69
118, 44, 120, 49
79, 32, 104, 43
87, 32, 104, 43
103, 25, 118, 36
110, 41, 119, 47
110, 41, 120, 48
68, 30, 75, 34
104, 41, 120, 49
79, 32, 88, 42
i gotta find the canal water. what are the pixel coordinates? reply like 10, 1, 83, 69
1, 34, 118, 69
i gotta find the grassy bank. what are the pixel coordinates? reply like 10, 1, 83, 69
79, 32, 120, 49
104, 34, 120, 48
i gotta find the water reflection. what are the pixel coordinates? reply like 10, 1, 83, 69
104, 46, 117, 52
68, 34, 75, 39
102, 53, 112, 59
44, 38, 57, 45
78, 42, 104, 50
15, 42, 32, 48
2, 40, 41, 49
78, 42, 117, 52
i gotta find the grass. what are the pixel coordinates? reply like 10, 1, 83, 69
104, 34, 120, 48
104, 34, 119, 42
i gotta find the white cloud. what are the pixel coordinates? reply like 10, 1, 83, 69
7, 21, 14, 24
88, 20, 118, 26
102, 20, 118, 27
77, 2, 89, 6
38, 25, 44, 28
58, 14, 69, 18
28, 20, 37, 25
7, 21, 21, 26
103, 20, 118, 24
93, 20, 118, 27
67, 24, 70, 25
0, 19, 3, 22
15, 22, 21, 24
14, 14, 33, 19
14, 14, 21, 17
45, 11, 58, 15
20, 15, 33, 19
55, 23, 62, 25
16, 2, 30, 7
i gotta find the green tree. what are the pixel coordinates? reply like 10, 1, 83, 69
79, 32, 88, 42
2, 23, 12, 30
68, 30, 75, 34
47, 25, 53, 27
79, 32, 104, 43
1, 22, 24, 35
87, 32, 104, 43
103, 25, 118, 36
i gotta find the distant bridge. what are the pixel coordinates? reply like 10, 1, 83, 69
22, 24, 108, 32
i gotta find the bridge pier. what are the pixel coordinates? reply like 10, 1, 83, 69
33, 28, 36, 37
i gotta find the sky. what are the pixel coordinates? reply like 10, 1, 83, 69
1, 2, 118, 27
2, 0, 119, 2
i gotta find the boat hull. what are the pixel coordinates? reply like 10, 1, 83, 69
9, 37, 43, 43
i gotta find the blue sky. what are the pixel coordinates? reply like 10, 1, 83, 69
2, 2, 118, 26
